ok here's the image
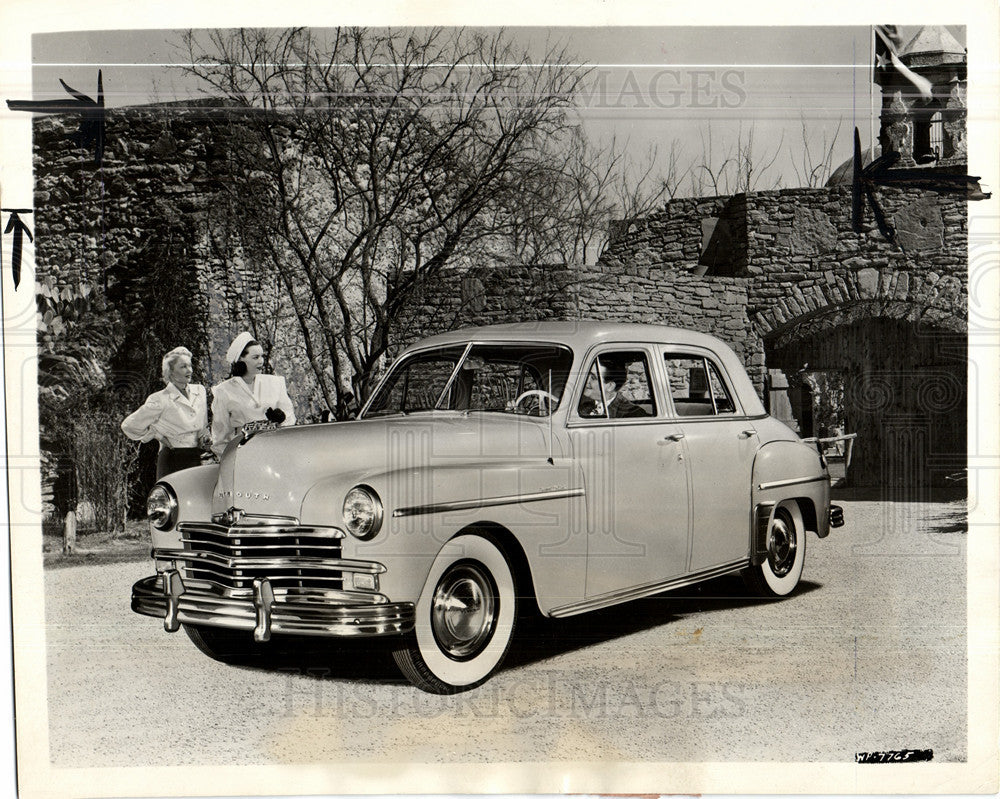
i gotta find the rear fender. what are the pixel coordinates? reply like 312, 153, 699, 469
751, 440, 830, 539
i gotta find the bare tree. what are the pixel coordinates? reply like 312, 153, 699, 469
613, 137, 690, 213
692, 123, 784, 197
497, 129, 693, 265
183, 27, 591, 409
790, 115, 845, 188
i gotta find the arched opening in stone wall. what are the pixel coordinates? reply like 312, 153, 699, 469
762, 305, 966, 490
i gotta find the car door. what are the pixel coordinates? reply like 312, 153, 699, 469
660, 347, 758, 572
567, 346, 691, 599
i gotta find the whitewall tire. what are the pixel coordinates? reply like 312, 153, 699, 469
392, 534, 517, 693
742, 502, 806, 597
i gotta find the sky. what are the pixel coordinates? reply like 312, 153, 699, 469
27, 26, 962, 195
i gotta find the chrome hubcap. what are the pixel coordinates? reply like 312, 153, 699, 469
767, 513, 797, 577
431, 562, 497, 660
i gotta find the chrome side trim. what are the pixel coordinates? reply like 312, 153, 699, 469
757, 474, 827, 491
392, 487, 585, 518
549, 558, 748, 618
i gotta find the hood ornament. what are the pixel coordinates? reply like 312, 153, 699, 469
214, 506, 246, 526
239, 419, 278, 447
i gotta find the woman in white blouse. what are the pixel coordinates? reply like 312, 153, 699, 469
121, 347, 211, 478
211, 332, 296, 456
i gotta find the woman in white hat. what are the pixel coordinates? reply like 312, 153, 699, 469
210, 332, 296, 456
121, 346, 211, 478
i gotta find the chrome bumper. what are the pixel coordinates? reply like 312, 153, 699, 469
131, 571, 414, 640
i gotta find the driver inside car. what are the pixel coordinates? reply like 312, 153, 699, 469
578, 358, 648, 419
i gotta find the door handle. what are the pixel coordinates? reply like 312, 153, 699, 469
661, 432, 685, 442
739, 429, 757, 439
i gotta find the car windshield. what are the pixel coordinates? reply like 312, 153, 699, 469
363, 343, 574, 418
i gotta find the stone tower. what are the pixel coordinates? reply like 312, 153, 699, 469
875, 26, 967, 168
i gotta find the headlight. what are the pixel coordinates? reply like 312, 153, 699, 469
147, 484, 178, 530
342, 485, 383, 540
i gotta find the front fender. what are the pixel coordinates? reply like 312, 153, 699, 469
299, 456, 583, 611
153, 463, 219, 565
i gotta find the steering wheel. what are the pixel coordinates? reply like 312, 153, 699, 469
512, 389, 559, 415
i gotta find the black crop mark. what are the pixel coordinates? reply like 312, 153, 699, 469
7, 70, 106, 167
851, 127, 990, 250
1, 209, 33, 290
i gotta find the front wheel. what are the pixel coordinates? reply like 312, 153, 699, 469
392, 534, 517, 693
742, 503, 806, 597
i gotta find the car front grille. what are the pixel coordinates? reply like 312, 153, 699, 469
175, 521, 346, 596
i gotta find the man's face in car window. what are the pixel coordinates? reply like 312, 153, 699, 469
584, 369, 603, 401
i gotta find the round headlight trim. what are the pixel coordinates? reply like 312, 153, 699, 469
343, 485, 383, 540
147, 484, 178, 530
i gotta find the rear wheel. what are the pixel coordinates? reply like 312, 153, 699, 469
742, 503, 806, 597
393, 534, 517, 693
183, 624, 272, 663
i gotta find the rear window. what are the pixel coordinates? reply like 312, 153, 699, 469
664, 354, 736, 416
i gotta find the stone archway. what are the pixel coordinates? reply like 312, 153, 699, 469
751, 266, 966, 342
755, 299, 966, 488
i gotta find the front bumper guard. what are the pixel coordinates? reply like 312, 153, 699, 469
132, 571, 415, 640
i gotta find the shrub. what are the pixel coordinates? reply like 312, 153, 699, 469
68, 412, 141, 536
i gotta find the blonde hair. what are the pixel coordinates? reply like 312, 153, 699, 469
162, 346, 193, 384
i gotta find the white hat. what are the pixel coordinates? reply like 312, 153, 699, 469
225, 332, 255, 365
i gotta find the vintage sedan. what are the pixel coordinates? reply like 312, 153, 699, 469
132, 322, 844, 693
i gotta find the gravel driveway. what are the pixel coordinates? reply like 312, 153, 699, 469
42, 494, 967, 767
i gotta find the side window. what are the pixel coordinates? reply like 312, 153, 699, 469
578, 351, 656, 419
706, 360, 736, 414
665, 353, 737, 417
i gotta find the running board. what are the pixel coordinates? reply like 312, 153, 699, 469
548, 558, 749, 619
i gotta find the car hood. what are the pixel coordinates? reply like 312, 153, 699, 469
212, 413, 557, 519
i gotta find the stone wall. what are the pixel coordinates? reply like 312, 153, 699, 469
392, 262, 581, 350
743, 187, 967, 337
32, 108, 226, 393
31, 108, 314, 406
30, 106, 970, 487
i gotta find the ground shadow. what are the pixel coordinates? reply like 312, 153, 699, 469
831, 485, 966, 503
504, 576, 822, 670
221, 576, 822, 686
219, 635, 409, 686
920, 504, 969, 535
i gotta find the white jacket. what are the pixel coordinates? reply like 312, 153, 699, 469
211, 374, 296, 455
121, 383, 209, 449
